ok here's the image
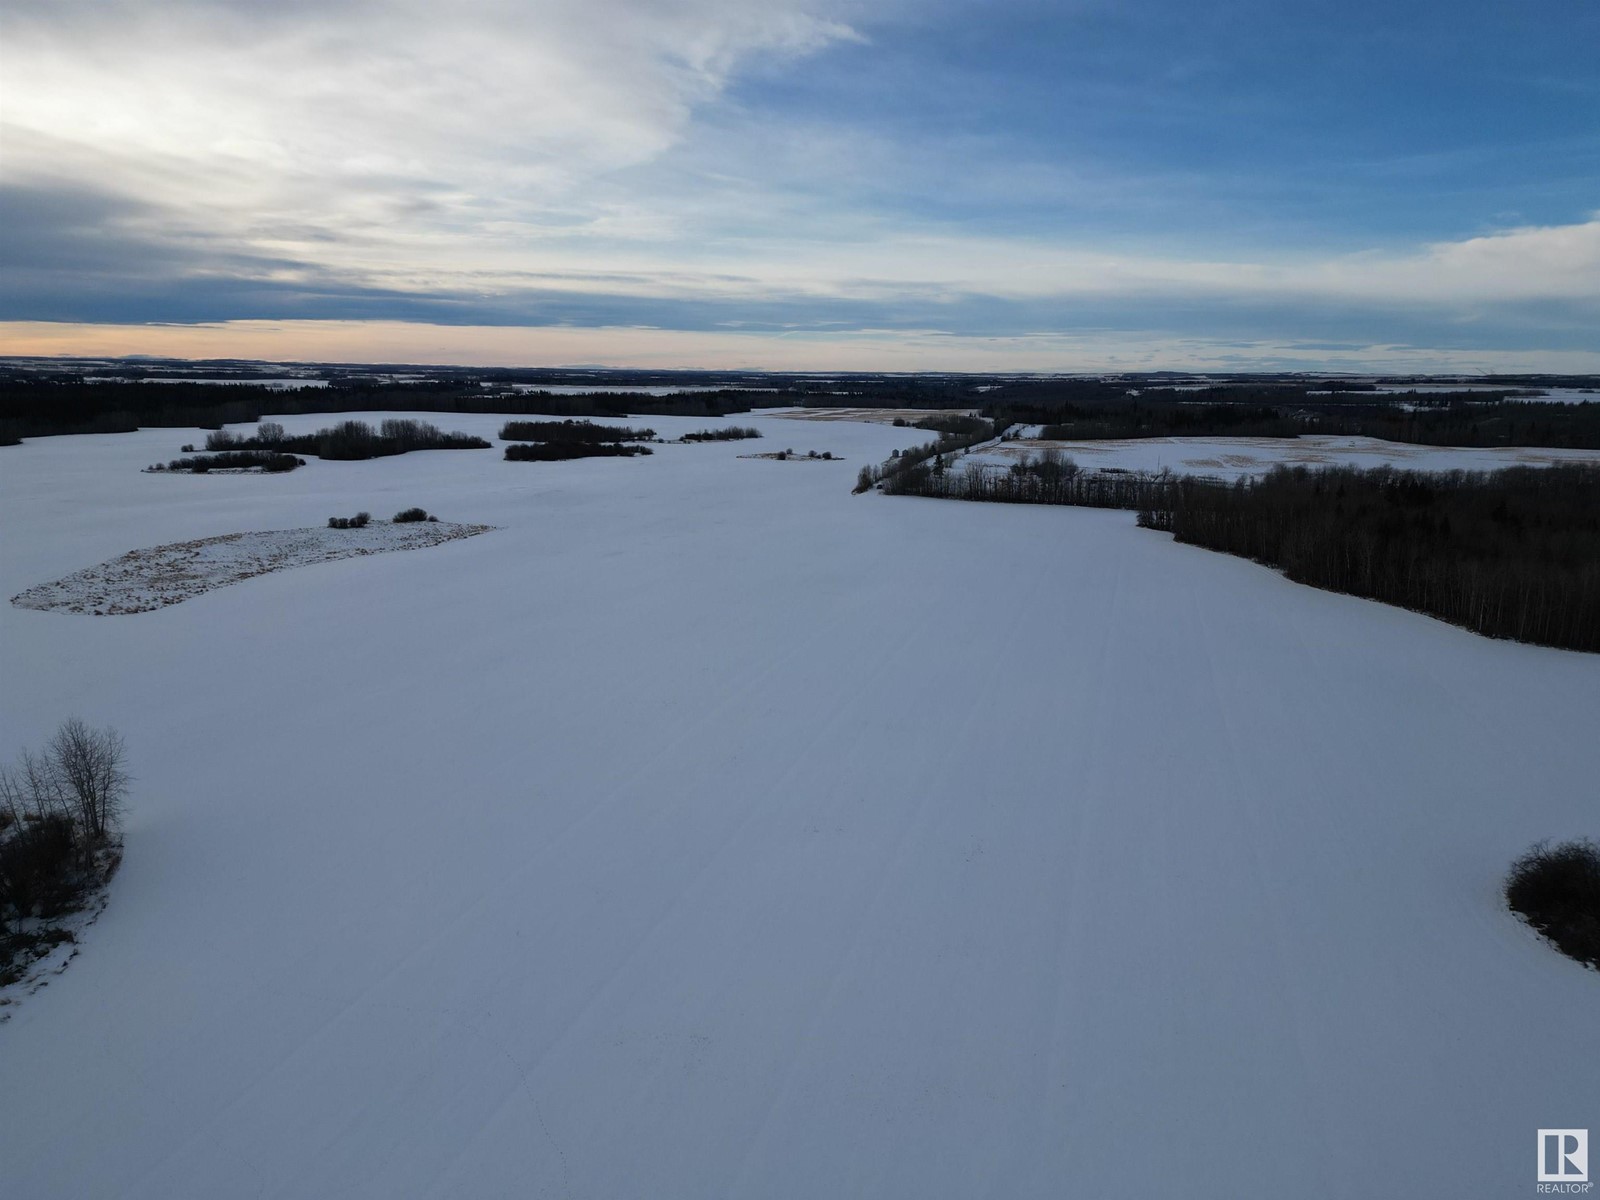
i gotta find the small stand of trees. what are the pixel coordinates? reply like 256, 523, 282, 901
151, 450, 303, 473
1, 720, 127, 985
498, 419, 656, 443
208, 419, 489, 460
500, 419, 657, 462
678, 426, 762, 442
504, 442, 652, 461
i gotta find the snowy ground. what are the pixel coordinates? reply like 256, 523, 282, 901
11, 521, 492, 615
964, 432, 1600, 480
1, 410, 1596, 1199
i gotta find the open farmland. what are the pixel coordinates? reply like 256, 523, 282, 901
963, 431, 1600, 480
2, 409, 1597, 1198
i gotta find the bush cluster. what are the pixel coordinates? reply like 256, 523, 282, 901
771, 448, 834, 461
392, 507, 436, 523
327, 512, 372, 529
1, 721, 127, 983
1507, 840, 1600, 969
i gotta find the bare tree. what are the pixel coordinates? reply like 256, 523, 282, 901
0, 748, 70, 826
47, 718, 127, 845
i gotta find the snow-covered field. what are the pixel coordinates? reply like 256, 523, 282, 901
964, 432, 1600, 480
1, 410, 1596, 1199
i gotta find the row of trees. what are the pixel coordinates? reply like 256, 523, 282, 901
881, 450, 1173, 510
678, 426, 762, 442
2, 721, 127, 977
855, 417, 1011, 493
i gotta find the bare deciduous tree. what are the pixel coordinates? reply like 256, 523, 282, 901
2, 721, 127, 941
46, 718, 127, 845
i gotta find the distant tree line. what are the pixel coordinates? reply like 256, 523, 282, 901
486, 391, 754, 419
4, 374, 1596, 449
0, 380, 771, 443
890, 413, 992, 437
1037, 403, 1300, 441
1020, 394, 1600, 449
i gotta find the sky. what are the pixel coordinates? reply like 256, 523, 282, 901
2, 0, 1597, 372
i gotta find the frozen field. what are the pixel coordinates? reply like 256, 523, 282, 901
1, 410, 1596, 1198
965, 432, 1600, 480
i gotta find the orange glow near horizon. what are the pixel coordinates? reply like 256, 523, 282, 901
3, 320, 1596, 375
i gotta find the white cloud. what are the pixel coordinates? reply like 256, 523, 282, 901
1, 0, 861, 241
1, 0, 1593, 357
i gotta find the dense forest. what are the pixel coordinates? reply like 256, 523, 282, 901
1140, 464, 1600, 652
1031, 395, 1600, 449
880, 449, 1600, 653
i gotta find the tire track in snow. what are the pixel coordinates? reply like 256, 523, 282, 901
423, 587, 942, 1195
